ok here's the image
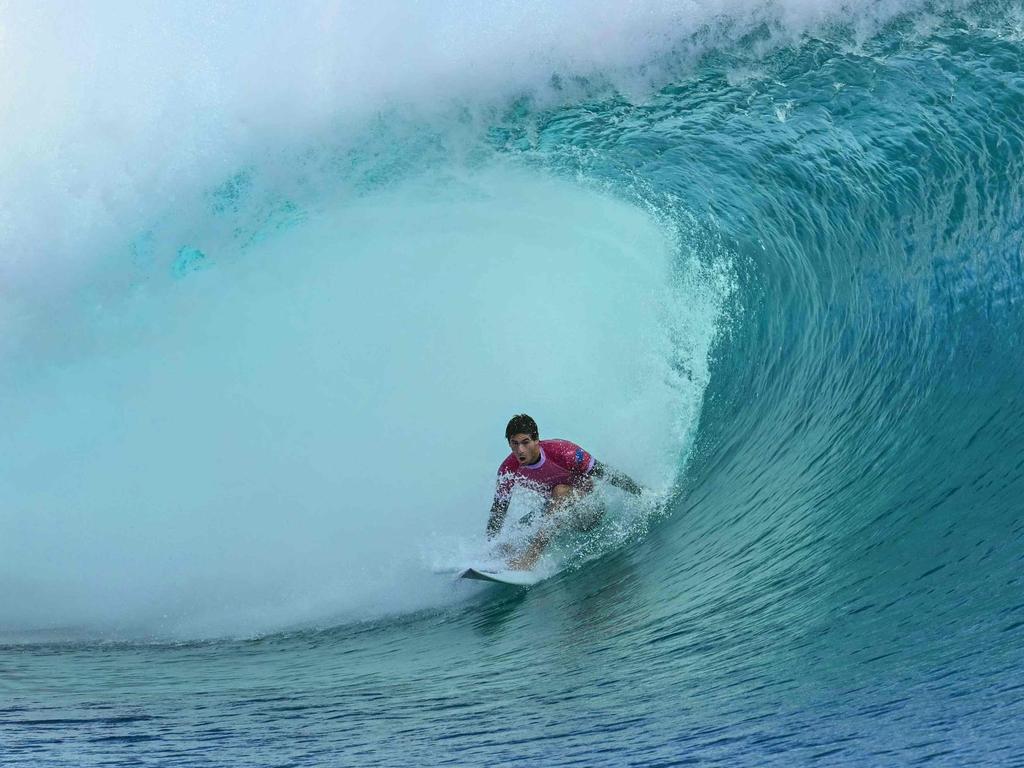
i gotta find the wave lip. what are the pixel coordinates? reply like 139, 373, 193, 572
0, 0, 928, 305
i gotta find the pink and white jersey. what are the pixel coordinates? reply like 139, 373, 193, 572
494, 439, 596, 502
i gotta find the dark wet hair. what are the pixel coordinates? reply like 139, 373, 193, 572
505, 414, 539, 441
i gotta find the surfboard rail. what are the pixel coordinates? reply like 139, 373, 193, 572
459, 567, 542, 586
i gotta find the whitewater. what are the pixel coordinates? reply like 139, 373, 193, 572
2, 0, 1023, 765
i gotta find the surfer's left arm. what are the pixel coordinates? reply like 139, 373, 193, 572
591, 460, 644, 496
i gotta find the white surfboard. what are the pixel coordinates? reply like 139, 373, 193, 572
459, 566, 542, 586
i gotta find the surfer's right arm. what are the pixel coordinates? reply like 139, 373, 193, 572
485, 496, 510, 540
487, 462, 520, 540
486, 469, 516, 539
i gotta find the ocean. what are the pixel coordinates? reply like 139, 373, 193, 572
2, 1, 1023, 765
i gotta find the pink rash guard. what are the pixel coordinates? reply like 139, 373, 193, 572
494, 439, 596, 502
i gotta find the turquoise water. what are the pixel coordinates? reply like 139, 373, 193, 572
3, 1, 1024, 764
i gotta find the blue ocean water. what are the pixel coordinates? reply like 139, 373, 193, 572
2, 1, 1024, 765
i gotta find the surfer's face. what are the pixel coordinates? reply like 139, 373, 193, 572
508, 433, 541, 465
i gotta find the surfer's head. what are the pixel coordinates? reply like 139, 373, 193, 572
506, 414, 541, 465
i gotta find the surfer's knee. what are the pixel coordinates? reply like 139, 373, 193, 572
551, 484, 573, 500
543, 485, 573, 518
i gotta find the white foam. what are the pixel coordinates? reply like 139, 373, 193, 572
0, 165, 723, 638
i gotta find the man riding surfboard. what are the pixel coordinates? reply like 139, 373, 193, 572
486, 414, 645, 570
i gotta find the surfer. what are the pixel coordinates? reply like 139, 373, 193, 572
486, 414, 644, 570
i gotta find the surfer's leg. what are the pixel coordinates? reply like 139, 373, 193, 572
509, 485, 576, 570
561, 477, 604, 532
548, 483, 605, 531
571, 504, 605, 532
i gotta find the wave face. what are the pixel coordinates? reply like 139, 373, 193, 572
3, 1, 1024, 765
